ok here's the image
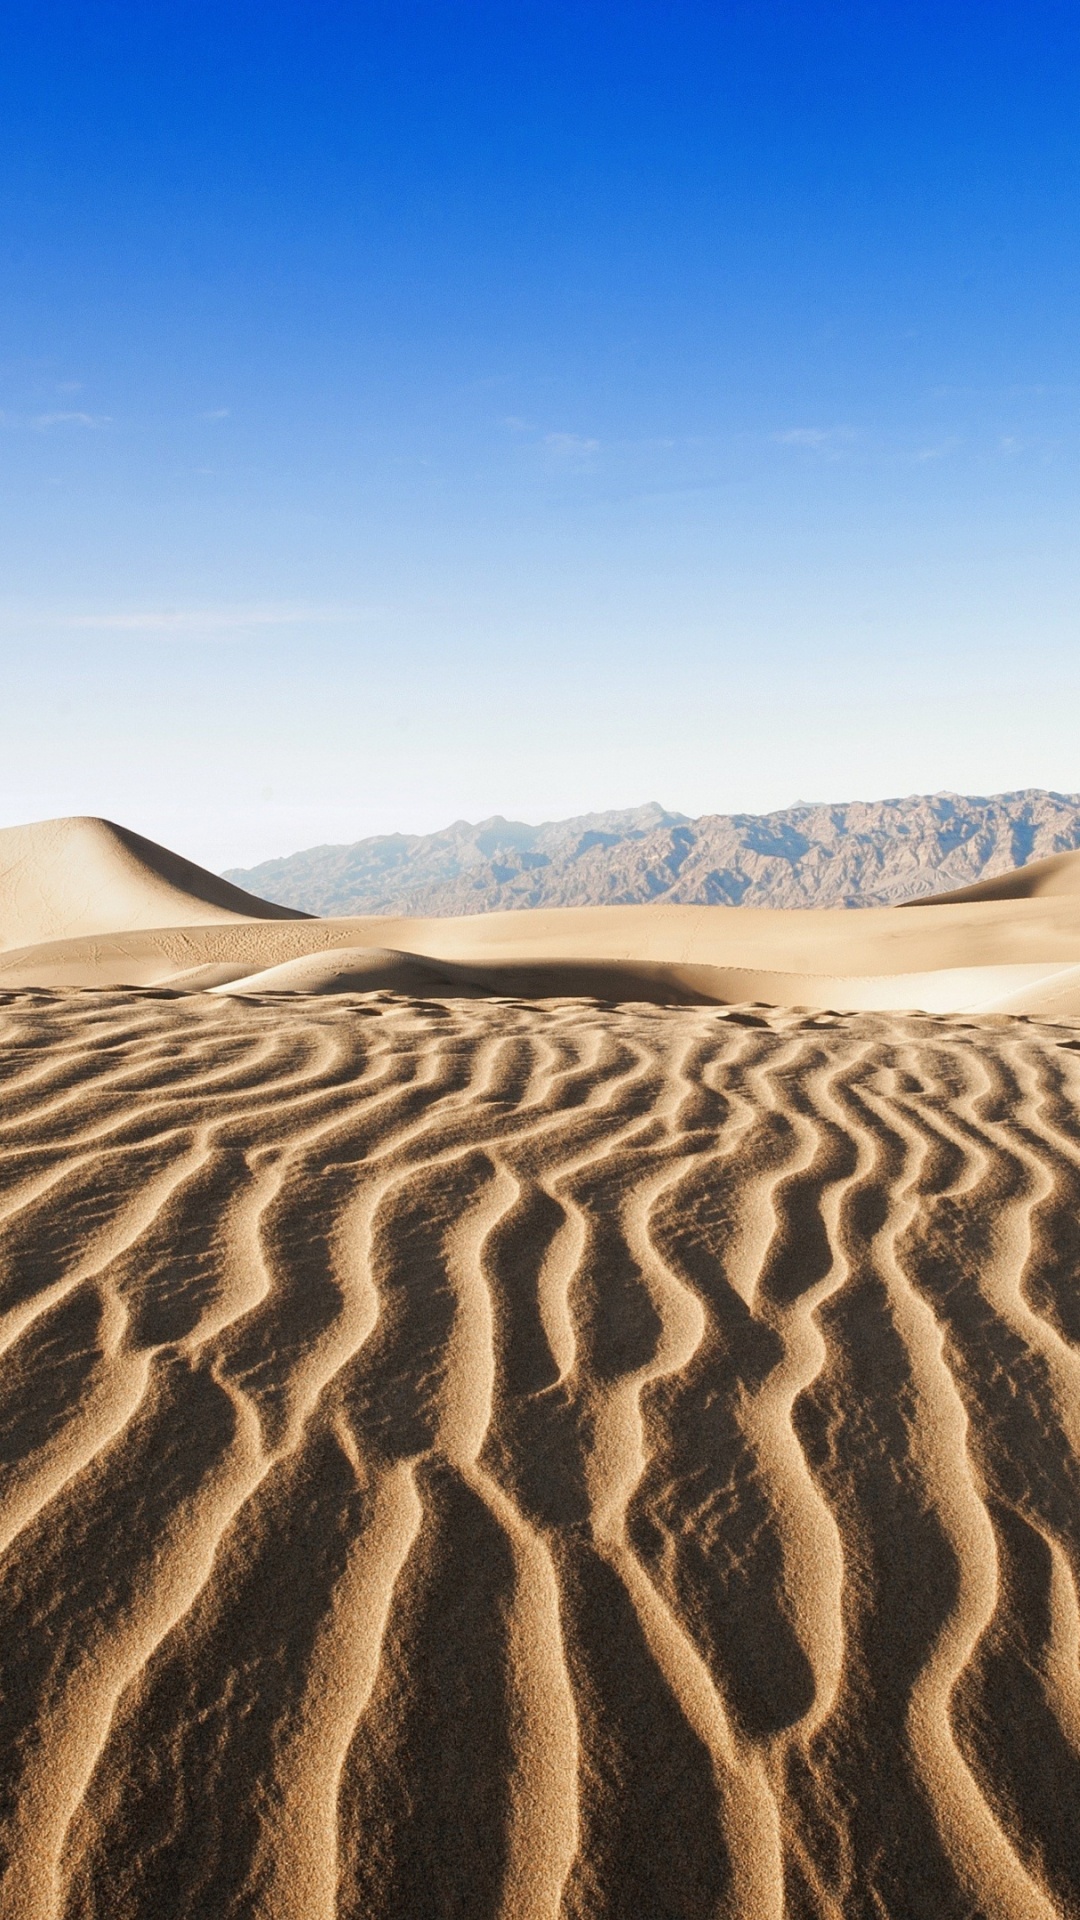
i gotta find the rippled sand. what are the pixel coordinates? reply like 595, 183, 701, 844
1, 984, 1080, 1918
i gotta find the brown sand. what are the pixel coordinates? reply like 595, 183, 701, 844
3, 819, 1080, 1917
1, 985, 1079, 1917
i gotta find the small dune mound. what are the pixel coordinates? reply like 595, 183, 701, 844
0, 816, 309, 953
210, 946, 459, 997
908, 846, 1080, 905
209, 947, 737, 1004
210, 951, 1080, 1018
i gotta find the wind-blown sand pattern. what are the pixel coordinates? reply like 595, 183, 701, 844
2, 981, 1080, 1919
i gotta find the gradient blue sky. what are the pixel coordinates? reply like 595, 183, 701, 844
2, 1, 1079, 867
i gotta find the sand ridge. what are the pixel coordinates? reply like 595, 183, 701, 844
0, 817, 308, 954
6, 813, 1080, 1018
3, 817, 1080, 1915
6, 895, 1080, 1016
910, 845, 1080, 905
0, 984, 1079, 1915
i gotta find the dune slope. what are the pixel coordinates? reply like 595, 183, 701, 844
908, 846, 1080, 905
1, 984, 1079, 1918
0, 816, 308, 953
5, 885, 1080, 1014
3, 811, 1080, 1016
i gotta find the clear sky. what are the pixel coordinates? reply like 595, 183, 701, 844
2, 1, 1080, 868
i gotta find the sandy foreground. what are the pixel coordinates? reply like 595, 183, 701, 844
3, 819, 1080, 1918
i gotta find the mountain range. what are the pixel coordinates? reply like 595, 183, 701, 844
223, 789, 1080, 917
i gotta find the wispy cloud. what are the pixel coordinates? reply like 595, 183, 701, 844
544, 431, 600, 464
502, 415, 534, 432
57, 602, 372, 634
0, 600, 395, 645
772, 426, 855, 453
33, 410, 109, 429
201, 407, 230, 420
915, 436, 961, 462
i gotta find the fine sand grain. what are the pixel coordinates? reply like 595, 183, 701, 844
0, 985, 1079, 1917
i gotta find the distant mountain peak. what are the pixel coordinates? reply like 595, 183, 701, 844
223, 789, 1080, 918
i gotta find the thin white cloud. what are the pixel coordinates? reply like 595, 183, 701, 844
916, 437, 961, 462
58, 602, 373, 633
502, 415, 534, 432
544, 431, 600, 463
772, 426, 855, 450
201, 407, 231, 420
33, 410, 109, 429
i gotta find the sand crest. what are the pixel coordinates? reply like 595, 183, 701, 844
0, 816, 308, 954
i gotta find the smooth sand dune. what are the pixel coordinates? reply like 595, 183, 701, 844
4, 893, 1080, 1013
985, 962, 1080, 1018
5, 816, 1080, 1016
910, 846, 1080, 906
0, 816, 308, 953
0, 985, 1079, 1917
207, 950, 1080, 1017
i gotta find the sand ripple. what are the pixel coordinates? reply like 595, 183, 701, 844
0, 987, 1078, 1918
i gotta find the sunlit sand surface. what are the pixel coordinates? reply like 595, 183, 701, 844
3, 819, 1080, 1916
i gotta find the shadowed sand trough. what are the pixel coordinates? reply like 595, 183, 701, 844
2, 984, 1080, 1918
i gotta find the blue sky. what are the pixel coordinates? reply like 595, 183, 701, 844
2, 2, 1080, 867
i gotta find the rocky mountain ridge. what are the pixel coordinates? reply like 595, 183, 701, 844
224, 790, 1080, 916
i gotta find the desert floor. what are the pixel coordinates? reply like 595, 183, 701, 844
4, 816, 1080, 1918
1, 983, 1080, 1919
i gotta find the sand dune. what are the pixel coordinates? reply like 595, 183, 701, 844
906, 846, 1080, 906
4, 816, 1080, 1020
3, 813, 1080, 1017
0, 984, 1079, 1916
203, 948, 1080, 1018
4, 892, 1080, 1014
3, 816, 1080, 1915
0, 816, 308, 953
